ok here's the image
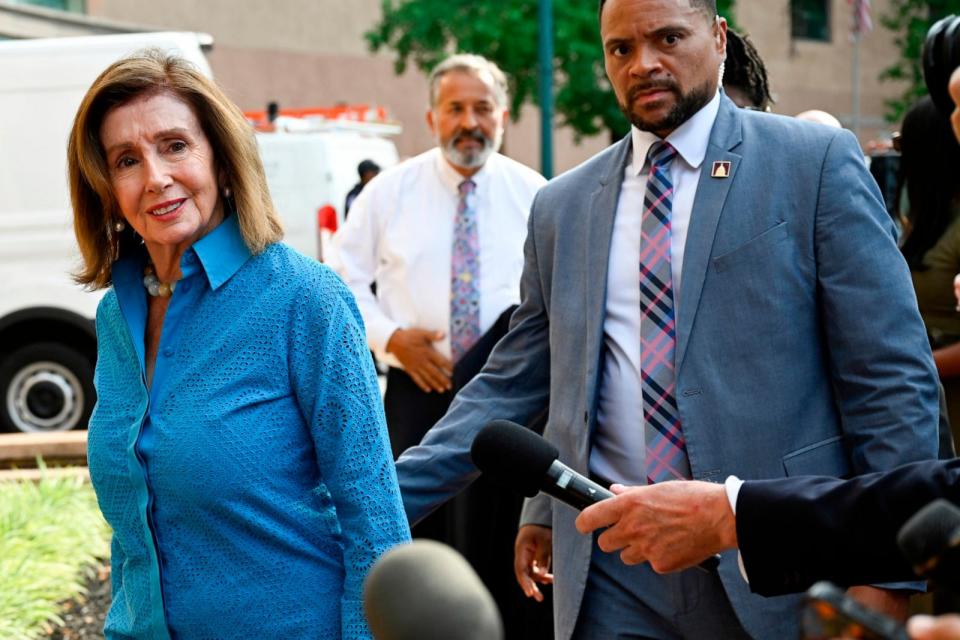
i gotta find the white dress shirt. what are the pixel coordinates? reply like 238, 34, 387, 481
328, 148, 546, 369
590, 92, 722, 485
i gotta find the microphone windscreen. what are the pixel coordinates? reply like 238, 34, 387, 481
364, 540, 503, 640
897, 498, 960, 569
470, 419, 559, 497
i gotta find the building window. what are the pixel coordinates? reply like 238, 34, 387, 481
8, 0, 85, 13
791, 0, 831, 42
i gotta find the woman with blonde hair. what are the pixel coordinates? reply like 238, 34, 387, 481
69, 49, 409, 639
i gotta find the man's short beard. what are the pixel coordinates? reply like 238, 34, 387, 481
440, 127, 501, 170
620, 81, 713, 136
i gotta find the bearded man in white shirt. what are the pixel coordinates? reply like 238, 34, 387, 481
329, 53, 546, 526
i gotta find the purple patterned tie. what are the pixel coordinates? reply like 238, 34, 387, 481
642, 141, 692, 483
450, 179, 481, 362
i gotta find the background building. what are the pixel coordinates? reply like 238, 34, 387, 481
740, 0, 905, 144
1, 0, 910, 172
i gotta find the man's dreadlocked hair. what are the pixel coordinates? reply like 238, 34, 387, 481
723, 29, 774, 111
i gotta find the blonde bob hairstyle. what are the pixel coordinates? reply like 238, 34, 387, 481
68, 49, 282, 289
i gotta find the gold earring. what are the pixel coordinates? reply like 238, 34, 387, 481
114, 220, 126, 233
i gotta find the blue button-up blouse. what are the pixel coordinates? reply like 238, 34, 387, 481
87, 216, 410, 639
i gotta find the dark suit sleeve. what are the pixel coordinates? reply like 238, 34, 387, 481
814, 130, 939, 472
395, 191, 553, 525
736, 459, 960, 596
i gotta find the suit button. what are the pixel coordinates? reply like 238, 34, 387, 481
163, 347, 174, 358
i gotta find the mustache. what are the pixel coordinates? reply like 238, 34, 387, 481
452, 128, 490, 145
627, 80, 680, 102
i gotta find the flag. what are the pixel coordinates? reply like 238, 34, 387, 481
849, 0, 873, 35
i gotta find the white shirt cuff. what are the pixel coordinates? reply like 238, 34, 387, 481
724, 474, 744, 514
365, 319, 403, 369
723, 475, 749, 584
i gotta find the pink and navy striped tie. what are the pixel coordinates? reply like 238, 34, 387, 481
641, 141, 691, 484
450, 179, 481, 362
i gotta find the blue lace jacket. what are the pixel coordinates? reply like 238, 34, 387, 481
87, 216, 410, 639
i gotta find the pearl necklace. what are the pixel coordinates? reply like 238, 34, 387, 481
142, 264, 178, 298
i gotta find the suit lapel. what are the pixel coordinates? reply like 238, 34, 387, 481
676, 98, 743, 369
584, 136, 632, 423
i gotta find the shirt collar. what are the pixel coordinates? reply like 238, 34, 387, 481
433, 146, 495, 194
110, 216, 251, 313
630, 90, 722, 176
190, 213, 252, 291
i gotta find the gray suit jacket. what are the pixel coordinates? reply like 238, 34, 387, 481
395, 95, 939, 639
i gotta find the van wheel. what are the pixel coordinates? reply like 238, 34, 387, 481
0, 343, 95, 433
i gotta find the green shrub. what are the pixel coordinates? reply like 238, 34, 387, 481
0, 469, 110, 640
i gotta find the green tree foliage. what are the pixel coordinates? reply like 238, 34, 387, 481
881, 0, 960, 121
367, 0, 738, 141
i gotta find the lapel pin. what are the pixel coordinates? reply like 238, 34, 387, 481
711, 161, 731, 179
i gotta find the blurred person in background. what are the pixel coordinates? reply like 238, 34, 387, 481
344, 159, 381, 218
329, 53, 545, 463
721, 28, 773, 111
69, 50, 408, 639
953, 67, 960, 139
897, 95, 960, 455
327, 53, 548, 638
795, 109, 843, 128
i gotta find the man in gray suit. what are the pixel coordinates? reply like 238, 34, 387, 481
395, 0, 940, 637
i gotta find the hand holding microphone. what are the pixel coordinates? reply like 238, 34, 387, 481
576, 480, 730, 574
471, 420, 723, 575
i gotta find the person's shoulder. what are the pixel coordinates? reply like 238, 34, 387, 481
740, 110, 850, 154
96, 287, 119, 310
92, 289, 125, 344
538, 138, 626, 200
346, 150, 436, 219
255, 243, 353, 304
250, 246, 362, 344
95, 287, 121, 318
253, 242, 331, 282
490, 153, 547, 186
365, 148, 436, 190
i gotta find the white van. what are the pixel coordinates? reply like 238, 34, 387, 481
255, 118, 399, 260
0, 32, 211, 433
